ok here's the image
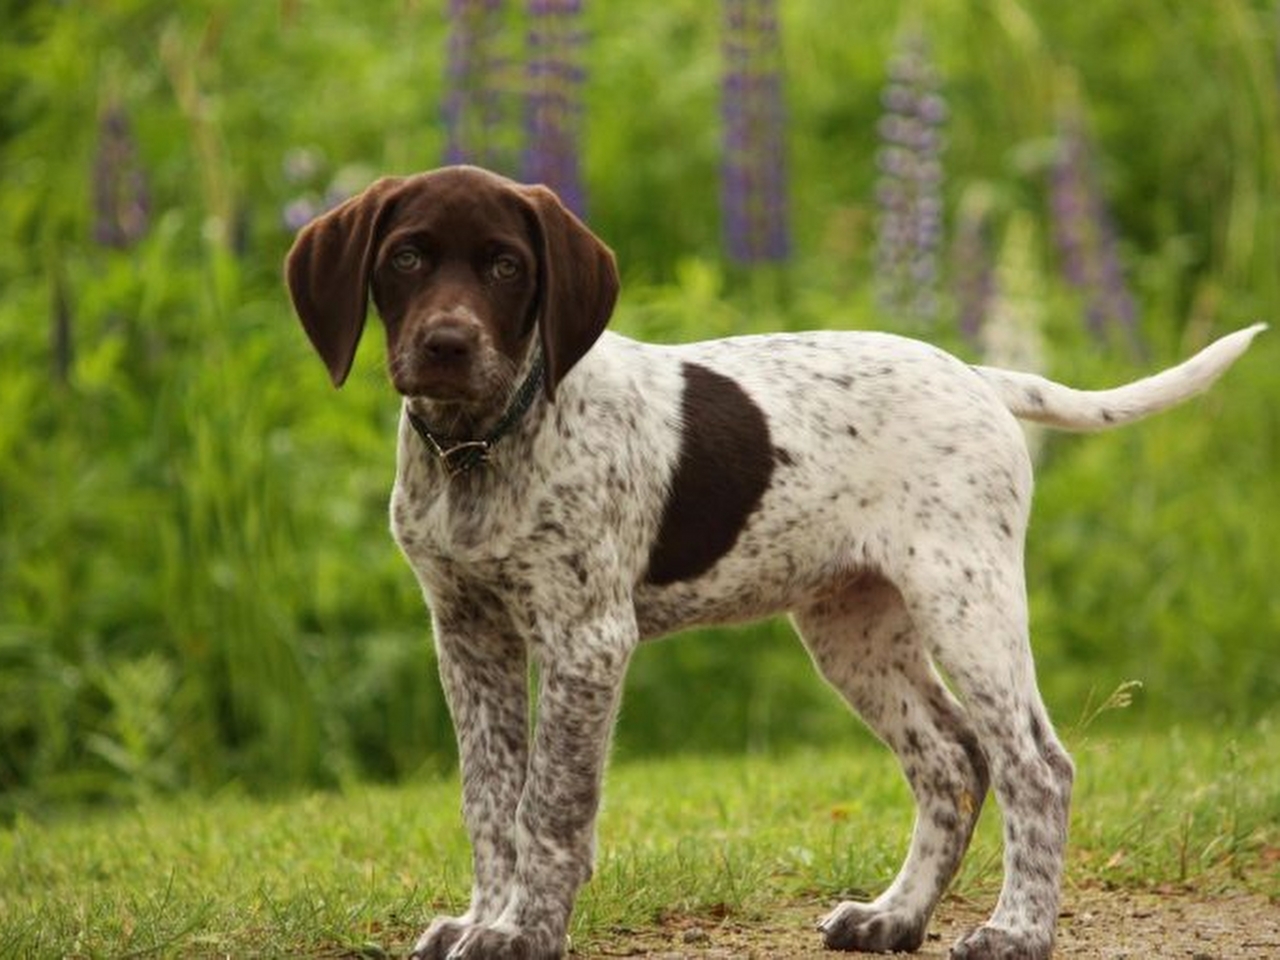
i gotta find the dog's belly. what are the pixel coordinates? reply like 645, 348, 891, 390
632, 571, 806, 639
630, 442, 897, 639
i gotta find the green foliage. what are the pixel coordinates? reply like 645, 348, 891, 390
1026, 326, 1280, 724
1, 1, 1277, 810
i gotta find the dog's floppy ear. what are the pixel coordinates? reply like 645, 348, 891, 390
517, 185, 619, 400
285, 176, 404, 387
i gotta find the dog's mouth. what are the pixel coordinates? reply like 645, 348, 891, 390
389, 351, 484, 402
396, 361, 522, 425
396, 375, 475, 403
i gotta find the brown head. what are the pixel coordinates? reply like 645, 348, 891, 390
284, 166, 619, 412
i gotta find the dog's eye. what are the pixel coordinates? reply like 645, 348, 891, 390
390, 247, 423, 273
489, 253, 521, 282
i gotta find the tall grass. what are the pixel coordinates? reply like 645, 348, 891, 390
0, 1, 1277, 812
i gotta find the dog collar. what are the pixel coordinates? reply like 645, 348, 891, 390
406, 354, 545, 478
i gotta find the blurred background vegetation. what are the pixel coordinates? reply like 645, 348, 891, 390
0, 0, 1276, 817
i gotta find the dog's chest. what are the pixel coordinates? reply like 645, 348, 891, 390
391, 467, 529, 573
388, 423, 662, 621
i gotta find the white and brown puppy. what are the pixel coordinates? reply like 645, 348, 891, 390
286, 165, 1264, 960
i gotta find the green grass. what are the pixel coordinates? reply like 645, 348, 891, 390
4, 723, 1278, 958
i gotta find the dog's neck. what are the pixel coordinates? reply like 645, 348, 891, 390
404, 351, 546, 478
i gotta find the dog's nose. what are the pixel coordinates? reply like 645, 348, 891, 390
421, 324, 478, 366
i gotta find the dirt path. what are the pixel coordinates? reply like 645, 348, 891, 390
579, 888, 1280, 958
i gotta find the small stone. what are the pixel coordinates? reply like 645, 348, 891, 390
682, 926, 710, 944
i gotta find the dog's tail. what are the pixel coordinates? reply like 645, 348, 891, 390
974, 324, 1266, 432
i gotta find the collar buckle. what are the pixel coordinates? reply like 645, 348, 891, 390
436, 439, 491, 478
406, 354, 544, 478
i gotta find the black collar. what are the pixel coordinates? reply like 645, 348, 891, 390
406, 354, 545, 478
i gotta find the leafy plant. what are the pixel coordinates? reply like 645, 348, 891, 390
0, 0, 1276, 812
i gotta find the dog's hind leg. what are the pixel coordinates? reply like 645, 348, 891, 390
899, 541, 1073, 960
794, 573, 990, 953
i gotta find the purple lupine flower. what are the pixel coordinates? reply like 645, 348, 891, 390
280, 158, 374, 233
280, 146, 324, 232
282, 146, 325, 186
1048, 114, 1141, 350
951, 197, 996, 345
444, 0, 520, 173
522, 0, 587, 216
282, 197, 323, 233
874, 30, 945, 324
720, 0, 791, 264
92, 103, 150, 248
982, 213, 1048, 460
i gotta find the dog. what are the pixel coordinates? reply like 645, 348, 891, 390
285, 165, 1264, 959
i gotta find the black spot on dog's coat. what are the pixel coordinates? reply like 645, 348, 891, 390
645, 363, 774, 585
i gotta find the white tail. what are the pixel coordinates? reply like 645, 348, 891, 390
975, 324, 1267, 432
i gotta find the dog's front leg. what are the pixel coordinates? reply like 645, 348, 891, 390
448, 609, 636, 960
411, 616, 529, 960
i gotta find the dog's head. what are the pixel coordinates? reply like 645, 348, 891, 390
285, 166, 618, 406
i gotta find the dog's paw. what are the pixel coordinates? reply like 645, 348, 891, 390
443, 923, 562, 960
817, 900, 926, 953
949, 923, 1051, 960
409, 916, 471, 960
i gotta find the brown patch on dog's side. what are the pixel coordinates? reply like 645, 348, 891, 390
645, 363, 773, 586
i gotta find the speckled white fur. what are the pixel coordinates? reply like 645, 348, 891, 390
394, 323, 1264, 960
